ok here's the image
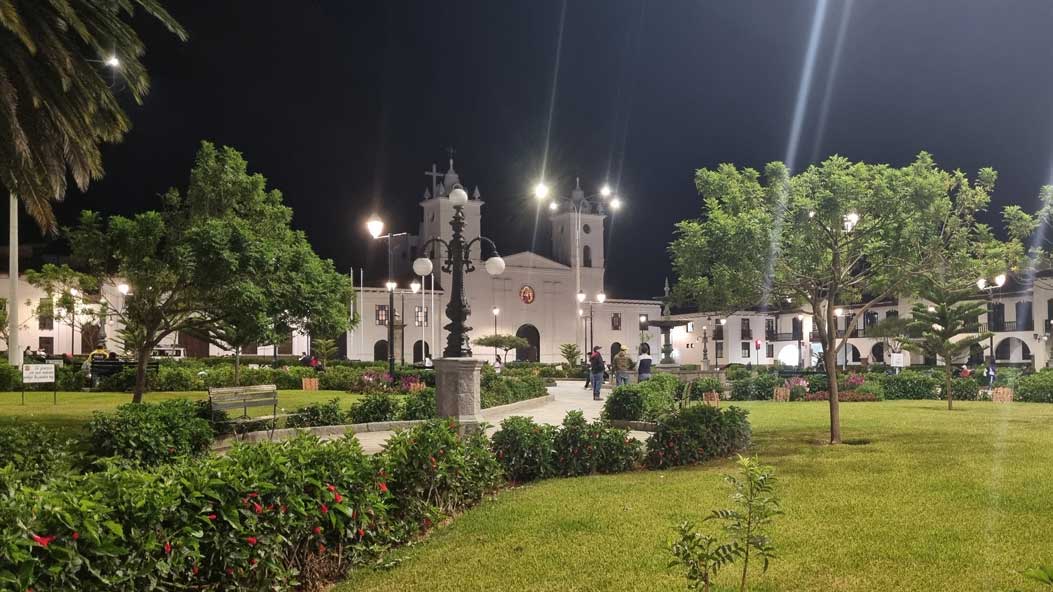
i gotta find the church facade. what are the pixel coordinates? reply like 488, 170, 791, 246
345, 160, 663, 365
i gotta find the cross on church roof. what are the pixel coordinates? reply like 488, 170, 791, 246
424, 163, 442, 199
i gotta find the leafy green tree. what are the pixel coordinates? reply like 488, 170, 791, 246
902, 285, 990, 410
164, 143, 352, 384
312, 337, 338, 366
25, 263, 108, 352
671, 153, 1020, 443
669, 521, 735, 592
473, 334, 529, 363
559, 343, 582, 369
0, 0, 186, 230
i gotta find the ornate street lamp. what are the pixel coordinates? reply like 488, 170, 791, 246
412, 185, 505, 358
978, 273, 1007, 363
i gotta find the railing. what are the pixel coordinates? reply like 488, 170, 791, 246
980, 321, 1034, 333
769, 332, 798, 341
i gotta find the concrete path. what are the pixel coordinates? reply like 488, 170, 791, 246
351, 380, 645, 454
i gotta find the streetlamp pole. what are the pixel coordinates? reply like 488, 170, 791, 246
491, 306, 500, 362
978, 273, 1006, 364
366, 214, 407, 381
797, 313, 805, 369
702, 325, 709, 371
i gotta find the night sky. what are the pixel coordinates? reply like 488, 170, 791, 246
11, 0, 1053, 299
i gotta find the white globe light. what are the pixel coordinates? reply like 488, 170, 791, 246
117, 283, 130, 295
410, 281, 421, 293
976, 278, 987, 290
385, 281, 397, 291
994, 273, 1007, 287
834, 307, 844, 317
577, 291, 586, 303
484, 256, 505, 276
600, 185, 612, 197
449, 186, 468, 206
105, 55, 120, 68
610, 198, 622, 211
549, 201, 558, 212
534, 182, 549, 200
366, 215, 384, 239
597, 293, 606, 304
412, 257, 433, 276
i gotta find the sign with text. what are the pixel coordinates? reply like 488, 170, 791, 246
22, 364, 56, 384
890, 352, 906, 368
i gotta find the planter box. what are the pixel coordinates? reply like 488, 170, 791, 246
703, 392, 720, 407
773, 387, 790, 402
301, 377, 319, 391
992, 387, 1013, 403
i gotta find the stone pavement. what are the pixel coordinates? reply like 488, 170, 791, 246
351, 380, 646, 454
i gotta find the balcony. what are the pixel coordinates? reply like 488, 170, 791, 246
981, 320, 1034, 333
769, 332, 798, 341
741, 328, 753, 339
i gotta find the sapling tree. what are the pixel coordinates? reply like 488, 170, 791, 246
669, 521, 736, 592
472, 334, 529, 363
559, 343, 582, 369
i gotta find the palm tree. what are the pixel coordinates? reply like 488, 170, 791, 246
902, 285, 991, 410
1, 0, 186, 230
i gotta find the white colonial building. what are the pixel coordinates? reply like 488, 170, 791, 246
666, 272, 1053, 370
345, 159, 662, 364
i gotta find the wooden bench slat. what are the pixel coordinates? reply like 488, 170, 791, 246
211, 401, 277, 412
209, 391, 278, 400
209, 384, 277, 395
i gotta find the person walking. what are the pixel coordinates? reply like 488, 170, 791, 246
582, 356, 591, 389
589, 346, 605, 401
638, 348, 653, 382
494, 355, 503, 374
613, 349, 632, 386
986, 360, 997, 388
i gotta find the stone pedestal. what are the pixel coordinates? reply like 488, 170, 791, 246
434, 357, 485, 431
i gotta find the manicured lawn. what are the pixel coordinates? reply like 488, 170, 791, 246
336, 400, 1053, 592
0, 389, 363, 432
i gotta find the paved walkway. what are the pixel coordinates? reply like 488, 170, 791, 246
353, 380, 640, 454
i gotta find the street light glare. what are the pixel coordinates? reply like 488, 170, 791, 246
600, 184, 612, 197
534, 182, 549, 200
609, 198, 622, 211
366, 215, 384, 239
492, 306, 500, 316
548, 201, 558, 212
596, 293, 606, 304
105, 55, 120, 68
977, 278, 987, 290
385, 281, 396, 291
576, 290, 586, 303
994, 273, 1007, 287
117, 283, 130, 295
410, 281, 421, 293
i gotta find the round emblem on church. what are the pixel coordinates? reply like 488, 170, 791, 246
519, 285, 536, 305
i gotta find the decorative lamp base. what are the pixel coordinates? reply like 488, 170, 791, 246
434, 357, 485, 432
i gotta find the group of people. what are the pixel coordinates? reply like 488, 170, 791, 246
958, 360, 999, 388
583, 346, 653, 401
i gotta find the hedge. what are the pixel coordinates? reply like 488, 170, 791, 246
1016, 369, 1053, 403
645, 405, 752, 469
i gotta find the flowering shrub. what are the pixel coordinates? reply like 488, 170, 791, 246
553, 411, 642, 476
379, 420, 501, 526
881, 370, 940, 400
490, 416, 557, 483
846, 373, 865, 387
645, 405, 752, 469
0, 423, 500, 592
87, 399, 214, 466
803, 390, 879, 402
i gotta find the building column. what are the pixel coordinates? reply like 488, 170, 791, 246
8, 194, 21, 366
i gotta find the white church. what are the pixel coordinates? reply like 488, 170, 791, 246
345, 159, 663, 365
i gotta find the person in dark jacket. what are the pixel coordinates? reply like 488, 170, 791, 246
589, 346, 605, 401
637, 350, 653, 381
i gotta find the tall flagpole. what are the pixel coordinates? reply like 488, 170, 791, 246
430, 274, 435, 359
8, 194, 20, 366
348, 267, 354, 360
359, 268, 365, 358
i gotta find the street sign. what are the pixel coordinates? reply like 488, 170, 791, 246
890, 352, 906, 368
22, 364, 55, 384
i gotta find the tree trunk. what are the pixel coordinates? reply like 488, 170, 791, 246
234, 346, 241, 386
132, 347, 150, 404
945, 361, 953, 411
824, 345, 841, 444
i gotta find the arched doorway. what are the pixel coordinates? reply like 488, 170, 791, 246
373, 340, 388, 362
582, 245, 592, 268
995, 337, 1031, 362
515, 324, 540, 362
871, 343, 885, 364
413, 340, 430, 364
968, 343, 984, 365
611, 342, 622, 357
836, 343, 861, 366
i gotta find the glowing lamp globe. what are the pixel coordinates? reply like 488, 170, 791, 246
366, 215, 384, 239
412, 257, 433, 277
449, 186, 468, 206
484, 256, 505, 276
117, 283, 130, 295
994, 273, 1007, 287
410, 281, 421, 293
596, 293, 606, 304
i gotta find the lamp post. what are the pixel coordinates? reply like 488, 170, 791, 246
577, 290, 606, 357
411, 185, 505, 358
491, 306, 500, 362
366, 214, 409, 381
797, 313, 805, 369
701, 324, 709, 371
834, 307, 847, 371
977, 273, 1006, 364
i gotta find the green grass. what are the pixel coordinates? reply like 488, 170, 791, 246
335, 401, 1053, 592
0, 389, 363, 432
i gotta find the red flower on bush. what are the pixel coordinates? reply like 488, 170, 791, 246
320, 504, 329, 514
208, 514, 217, 521
378, 482, 389, 494
246, 536, 257, 546
319, 544, 326, 554
226, 567, 234, 576
31, 534, 55, 547
71, 532, 79, 541
357, 528, 365, 538
334, 493, 343, 503
253, 503, 263, 514
192, 565, 199, 576
326, 483, 336, 492
250, 559, 257, 566
164, 542, 172, 554
280, 505, 287, 514
313, 526, 322, 535
247, 492, 258, 498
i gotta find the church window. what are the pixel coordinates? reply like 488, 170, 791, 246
741, 342, 750, 358
583, 245, 592, 268
375, 305, 388, 325
716, 342, 724, 359
582, 224, 591, 235
766, 343, 774, 358
611, 313, 621, 331
415, 306, 428, 327
686, 322, 694, 333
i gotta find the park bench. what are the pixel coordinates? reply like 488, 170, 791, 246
207, 384, 280, 437
89, 359, 159, 386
